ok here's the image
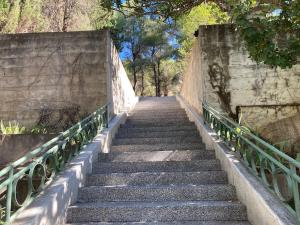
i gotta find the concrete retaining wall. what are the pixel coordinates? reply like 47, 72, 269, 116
0, 31, 110, 129
180, 24, 300, 154
108, 39, 139, 116
0, 30, 138, 131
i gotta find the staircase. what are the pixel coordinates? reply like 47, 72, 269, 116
66, 97, 251, 225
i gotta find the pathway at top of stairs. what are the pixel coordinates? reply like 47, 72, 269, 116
66, 97, 251, 225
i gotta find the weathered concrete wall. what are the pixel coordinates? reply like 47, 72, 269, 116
0, 30, 137, 130
0, 31, 109, 130
180, 24, 300, 152
109, 40, 139, 116
0, 134, 56, 167
181, 41, 204, 115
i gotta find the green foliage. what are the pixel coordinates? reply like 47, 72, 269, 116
113, 13, 181, 96
0, 120, 26, 135
0, 0, 114, 33
177, 3, 229, 57
88, 0, 115, 30
31, 125, 48, 134
103, 0, 300, 69
232, 0, 300, 69
0, 0, 45, 33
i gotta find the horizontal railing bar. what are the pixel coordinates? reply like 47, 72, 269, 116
204, 103, 300, 168
0, 103, 109, 224
202, 102, 300, 223
0, 104, 108, 173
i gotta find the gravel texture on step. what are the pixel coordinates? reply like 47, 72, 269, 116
128, 112, 188, 118
99, 150, 215, 162
126, 118, 190, 123
67, 201, 247, 223
77, 184, 237, 202
67, 97, 250, 225
118, 126, 198, 133
113, 137, 202, 145
86, 171, 228, 186
116, 130, 200, 138
67, 222, 251, 225
92, 160, 222, 174
110, 143, 205, 152
121, 121, 195, 128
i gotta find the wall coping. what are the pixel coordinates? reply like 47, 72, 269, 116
176, 94, 298, 225
0, 29, 110, 40
11, 113, 127, 225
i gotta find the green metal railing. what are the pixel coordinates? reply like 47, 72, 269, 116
203, 102, 300, 222
0, 104, 109, 224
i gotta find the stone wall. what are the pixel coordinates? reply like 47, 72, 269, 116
0, 30, 137, 130
180, 24, 300, 153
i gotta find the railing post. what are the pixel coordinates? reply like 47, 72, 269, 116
5, 167, 13, 223
106, 104, 109, 128
291, 165, 300, 222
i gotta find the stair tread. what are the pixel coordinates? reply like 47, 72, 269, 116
92, 160, 222, 174
87, 171, 227, 186
78, 184, 237, 202
113, 137, 202, 145
67, 97, 249, 224
111, 143, 205, 152
67, 222, 251, 225
70, 200, 245, 208
117, 131, 199, 138
99, 150, 215, 162
82, 184, 232, 189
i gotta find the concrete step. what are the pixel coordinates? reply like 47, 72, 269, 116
130, 106, 185, 111
121, 121, 195, 128
132, 108, 183, 113
92, 160, 222, 174
126, 115, 189, 123
67, 222, 251, 225
116, 130, 199, 138
113, 137, 202, 145
78, 184, 237, 202
126, 118, 190, 124
128, 112, 187, 117
111, 143, 205, 153
67, 201, 247, 223
99, 150, 215, 162
86, 171, 228, 186
118, 125, 198, 133
133, 105, 181, 108
130, 109, 185, 114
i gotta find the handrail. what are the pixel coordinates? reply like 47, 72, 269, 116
0, 103, 109, 224
203, 102, 300, 222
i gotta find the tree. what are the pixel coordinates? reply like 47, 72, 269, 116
177, 2, 229, 58
102, 0, 300, 69
0, 0, 45, 33
142, 20, 178, 96
112, 14, 180, 96
112, 14, 146, 91
0, 0, 114, 33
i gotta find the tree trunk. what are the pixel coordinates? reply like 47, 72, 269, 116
132, 55, 137, 91
141, 67, 145, 96
62, 0, 75, 32
152, 64, 158, 96
157, 60, 161, 97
